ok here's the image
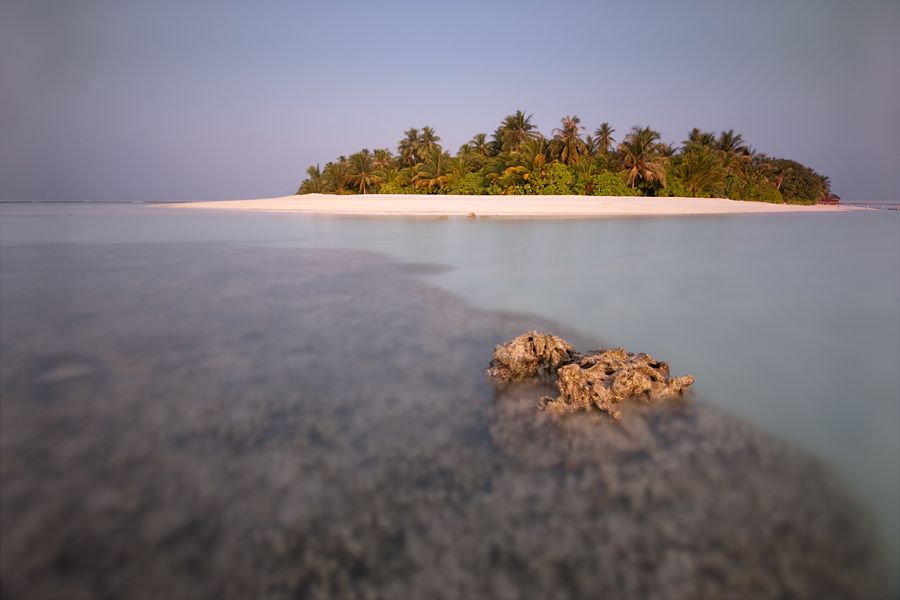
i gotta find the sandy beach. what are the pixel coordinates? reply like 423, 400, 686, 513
158, 194, 852, 218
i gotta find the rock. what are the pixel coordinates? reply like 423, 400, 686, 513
486, 331, 576, 382
488, 334, 694, 419
657, 375, 695, 400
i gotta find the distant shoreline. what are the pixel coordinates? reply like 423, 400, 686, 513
157, 194, 853, 218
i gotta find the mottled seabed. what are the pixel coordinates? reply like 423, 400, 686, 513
0, 244, 889, 599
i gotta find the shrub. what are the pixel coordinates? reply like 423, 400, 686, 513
529, 163, 577, 195
447, 172, 486, 195
378, 182, 415, 194
757, 157, 829, 203
660, 171, 687, 197
590, 171, 635, 196
724, 174, 784, 203
746, 182, 783, 204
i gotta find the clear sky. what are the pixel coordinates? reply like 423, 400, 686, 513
2, 0, 898, 202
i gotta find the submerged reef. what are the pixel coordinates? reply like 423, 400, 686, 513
488, 331, 695, 418
1, 247, 890, 600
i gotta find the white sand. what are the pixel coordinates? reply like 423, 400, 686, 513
158, 194, 852, 218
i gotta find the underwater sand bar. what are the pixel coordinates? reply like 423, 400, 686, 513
158, 194, 853, 218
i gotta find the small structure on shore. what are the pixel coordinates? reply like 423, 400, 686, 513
487, 331, 694, 418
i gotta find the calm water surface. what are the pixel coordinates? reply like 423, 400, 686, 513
1, 204, 898, 596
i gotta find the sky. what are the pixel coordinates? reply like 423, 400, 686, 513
1, 0, 898, 202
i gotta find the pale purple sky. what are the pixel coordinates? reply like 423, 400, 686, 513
1, 0, 898, 201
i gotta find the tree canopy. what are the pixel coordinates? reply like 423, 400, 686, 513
297, 112, 833, 204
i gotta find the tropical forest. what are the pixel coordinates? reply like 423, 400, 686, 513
296, 111, 834, 204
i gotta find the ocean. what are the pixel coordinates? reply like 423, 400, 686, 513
1, 204, 897, 597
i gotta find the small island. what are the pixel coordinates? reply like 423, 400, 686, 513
296, 111, 837, 204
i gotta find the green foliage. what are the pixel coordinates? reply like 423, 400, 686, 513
485, 182, 507, 195
588, 171, 635, 196
484, 158, 531, 193
417, 126, 442, 160
550, 116, 589, 166
528, 162, 576, 195
594, 123, 616, 155
758, 158, 829, 204
722, 175, 743, 200
398, 128, 420, 166
459, 151, 491, 173
321, 159, 352, 194
377, 181, 415, 194
492, 110, 540, 152
655, 163, 685, 197
677, 147, 726, 197
715, 129, 751, 155
412, 149, 452, 193
723, 174, 783, 203
619, 126, 667, 190
297, 164, 323, 194
348, 150, 382, 194
749, 182, 783, 204
662, 172, 687, 197
294, 115, 833, 206
446, 172, 486, 195
682, 128, 716, 151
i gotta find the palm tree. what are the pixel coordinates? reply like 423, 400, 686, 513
412, 149, 451, 193
720, 149, 752, 174
679, 147, 726, 197
551, 116, 589, 165
372, 148, 395, 170
756, 156, 788, 191
683, 128, 716, 150
658, 143, 677, 158
618, 126, 667, 189
323, 159, 352, 194
349, 151, 382, 194
395, 166, 416, 188
510, 138, 549, 183
458, 134, 492, 172
398, 128, 421, 166
297, 164, 324, 194
463, 133, 490, 157
486, 165, 529, 193
715, 129, 750, 155
594, 122, 616, 155
445, 155, 469, 189
492, 110, 541, 152
417, 126, 442, 160
380, 165, 401, 187
516, 138, 549, 167
574, 160, 601, 194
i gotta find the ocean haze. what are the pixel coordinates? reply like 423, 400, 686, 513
1, 0, 898, 202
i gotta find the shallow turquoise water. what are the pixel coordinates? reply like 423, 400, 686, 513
2, 204, 898, 578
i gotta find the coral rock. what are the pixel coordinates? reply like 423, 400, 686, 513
486, 331, 576, 381
488, 334, 695, 419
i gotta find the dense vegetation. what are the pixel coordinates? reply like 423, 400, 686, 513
297, 111, 833, 204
